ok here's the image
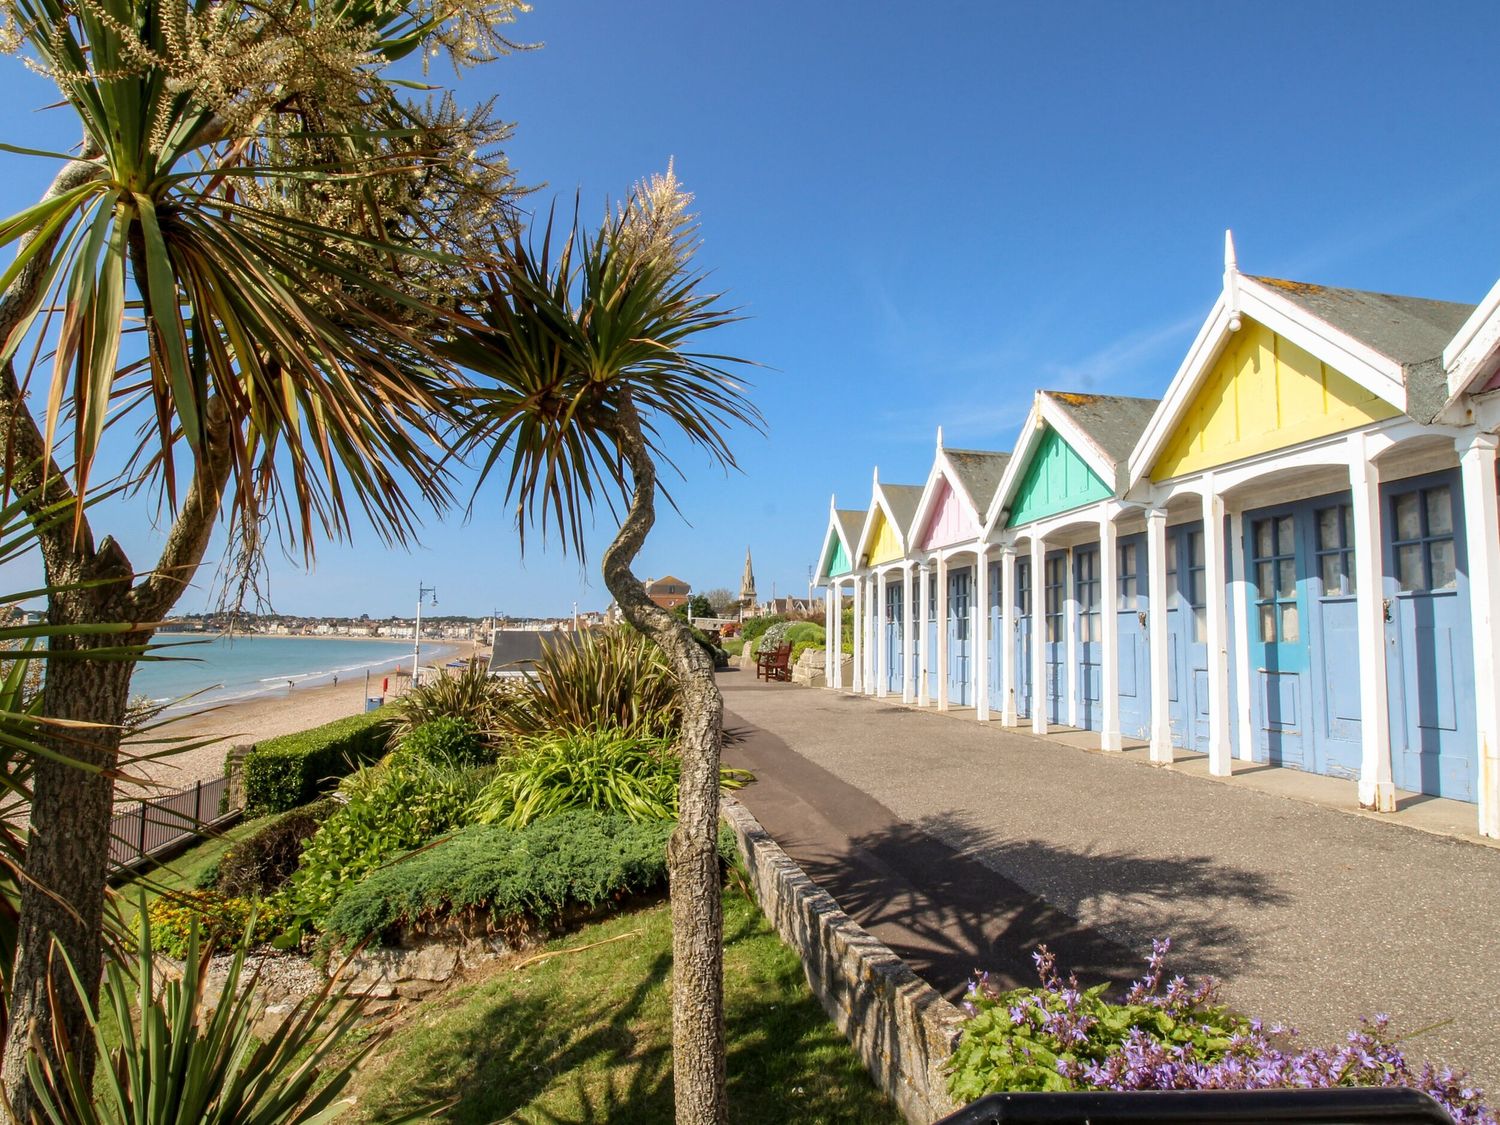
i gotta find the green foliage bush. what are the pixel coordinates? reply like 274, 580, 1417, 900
147, 891, 292, 958
495, 628, 679, 738
216, 799, 339, 898
389, 660, 512, 744
468, 727, 750, 828
789, 639, 822, 665
323, 812, 738, 947
738, 615, 784, 646
280, 757, 490, 929
239, 710, 393, 815
393, 716, 491, 768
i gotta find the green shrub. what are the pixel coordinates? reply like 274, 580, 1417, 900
721, 637, 745, 657
147, 891, 292, 957
750, 620, 790, 656
393, 716, 490, 768
323, 812, 738, 947
738, 614, 784, 646
389, 660, 512, 743
789, 640, 823, 666
468, 727, 751, 829
495, 628, 679, 738
239, 710, 393, 815
216, 799, 339, 898
280, 757, 490, 929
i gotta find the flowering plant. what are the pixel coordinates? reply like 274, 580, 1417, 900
948, 940, 1495, 1125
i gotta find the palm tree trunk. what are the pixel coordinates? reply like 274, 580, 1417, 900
602, 395, 727, 1125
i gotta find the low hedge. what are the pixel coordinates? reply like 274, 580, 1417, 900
238, 710, 393, 815
215, 798, 339, 897
323, 812, 737, 947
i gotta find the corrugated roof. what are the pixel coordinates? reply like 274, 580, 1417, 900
1250, 277, 1476, 422
1042, 392, 1160, 466
944, 448, 1011, 513
881, 484, 926, 539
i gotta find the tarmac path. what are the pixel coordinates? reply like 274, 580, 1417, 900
719, 673, 1500, 1091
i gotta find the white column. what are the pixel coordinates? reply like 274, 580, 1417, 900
1065, 546, 1078, 728
917, 562, 931, 707
1460, 433, 1500, 838
1350, 434, 1394, 811
1099, 512, 1121, 751
824, 584, 835, 690
976, 545, 991, 721
1030, 534, 1048, 736
875, 569, 889, 698
1146, 507, 1173, 763
1000, 545, 1018, 726
865, 574, 878, 692
1202, 478, 1232, 776
936, 553, 950, 711
902, 564, 916, 704
1229, 510, 1255, 760
858, 582, 870, 696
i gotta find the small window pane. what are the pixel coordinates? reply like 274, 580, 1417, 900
1120, 543, 1137, 576
1396, 543, 1424, 592
1277, 559, 1296, 598
1279, 603, 1300, 643
1345, 551, 1357, 594
1259, 604, 1276, 642
1394, 494, 1422, 542
1429, 539, 1457, 591
1193, 607, 1206, 644
1276, 515, 1295, 552
1426, 488, 1453, 537
1190, 531, 1205, 566
1343, 506, 1355, 547
1254, 520, 1273, 559
1191, 571, 1206, 607
1320, 554, 1343, 594
1256, 561, 1273, 594
1317, 508, 1341, 551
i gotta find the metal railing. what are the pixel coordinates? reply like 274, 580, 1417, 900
108, 775, 237, 875
934, 1088, 1454, 1125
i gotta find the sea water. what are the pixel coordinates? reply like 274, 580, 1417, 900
129, 634, 453, 713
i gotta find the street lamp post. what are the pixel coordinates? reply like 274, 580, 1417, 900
413, 582, 437, 682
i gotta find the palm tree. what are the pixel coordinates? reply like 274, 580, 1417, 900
447, 171, 760, 1123
0, 0, 528, 1107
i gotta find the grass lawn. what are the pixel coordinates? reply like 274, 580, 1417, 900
350, 886, 901, 1124
721, 637, 745, 657
112, 813, 272, 922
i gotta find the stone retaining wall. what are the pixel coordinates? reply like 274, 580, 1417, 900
720, 797, 964, 1123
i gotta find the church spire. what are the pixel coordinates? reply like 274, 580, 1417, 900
739, 546, 757, 603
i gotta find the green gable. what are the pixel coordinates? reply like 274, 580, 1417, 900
1006, 425, 1111, 527
821, 532, 851, 577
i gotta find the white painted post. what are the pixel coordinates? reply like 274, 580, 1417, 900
824, 584, 835, 689
1146, 507, 1173, 763
1202, 478, 1232, 776
917, 562, 931, 707
851, 575, 864, 694
936, 553, 950, 711
976, 544, 991, 721
1065, 546, 1079, 729
1099, 512, 1121, 751
1349, 434, 1394, 811
866, 574, 878, 692
1228, 509, 1255, 760
1001, 545, 1017, 726
902, 564, 916, 704
875, 569, 888, 698
1031, 534, 1048, 736
1459, 432, 1500, 838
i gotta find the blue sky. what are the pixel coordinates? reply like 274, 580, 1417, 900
5, 1, 1500, 617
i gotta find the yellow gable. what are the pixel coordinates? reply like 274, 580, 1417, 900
1150, 319, 1400, 482
867, 508, 904, 565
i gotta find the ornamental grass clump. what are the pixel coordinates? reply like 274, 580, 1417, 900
949, 940, 1495, 1125
389, 661, 513, 744
467, 727, 751, 828
494, 629, 679, 738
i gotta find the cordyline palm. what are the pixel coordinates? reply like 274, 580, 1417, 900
447, 171, 760, 1124
0, 0, 526, 1106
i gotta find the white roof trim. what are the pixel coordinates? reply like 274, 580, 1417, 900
853, 479, 915, 565
910, 446, 988, 551
813, 506, 853, 585
1443, 275, 1500, 402
1126, 275, 1410, 488
983, 391, 1120, 535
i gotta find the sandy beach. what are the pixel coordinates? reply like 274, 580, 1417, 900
118, 640, 484, 800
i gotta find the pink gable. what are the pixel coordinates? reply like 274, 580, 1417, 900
920, 478, 979, 549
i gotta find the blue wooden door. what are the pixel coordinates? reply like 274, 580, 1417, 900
947, 566, 973, 707
1164, 524, 1208, 751
1044, 552, 1066, 725
884, 580, 904, 695
1384, 473, 1476, 801
1075, 546, 1102, 730
988, 561, 1003, 712
1015, 558, 1033, 718
1308, 499, 1363, 779
1246, 508, 1310, 767
1115, 535, 1150, 739
925, 572, 939, 701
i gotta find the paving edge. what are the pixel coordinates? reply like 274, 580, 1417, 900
720, 796, 965, 1123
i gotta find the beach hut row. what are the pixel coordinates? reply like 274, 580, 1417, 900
813, 234, 1500, 839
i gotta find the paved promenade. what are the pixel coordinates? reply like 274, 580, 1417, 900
719, 674, 1500, 1090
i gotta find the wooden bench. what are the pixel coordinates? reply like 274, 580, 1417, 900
756, 643, 793, 682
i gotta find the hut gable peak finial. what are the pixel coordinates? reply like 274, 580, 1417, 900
1224, 229, 1243, 328
937, 424, 944, 450
1224, 228, 1238, 274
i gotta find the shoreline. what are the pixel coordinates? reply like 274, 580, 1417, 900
119, 640, 485, 801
